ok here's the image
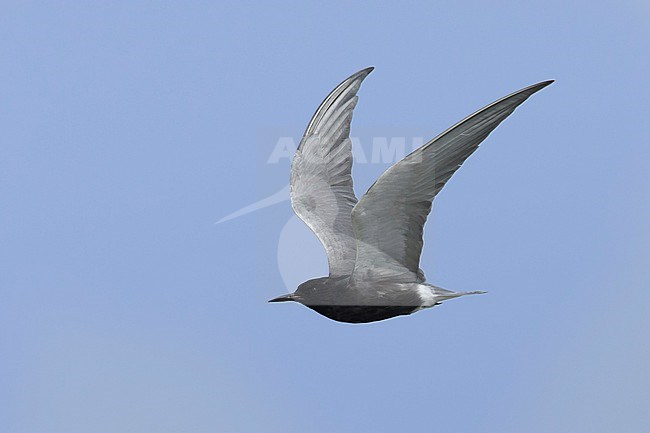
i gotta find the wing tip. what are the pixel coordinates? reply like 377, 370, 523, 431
352, 66, 375, 80
526, 79, 555, 93
495, 78, 554, 105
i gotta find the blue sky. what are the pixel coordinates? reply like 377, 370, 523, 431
2, 1, 649, 432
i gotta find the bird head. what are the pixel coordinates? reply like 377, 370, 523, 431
268, 278, 326, 304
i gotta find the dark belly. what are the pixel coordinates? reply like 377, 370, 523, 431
306, 305, 419, 323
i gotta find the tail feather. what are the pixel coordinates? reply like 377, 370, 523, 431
462, 290, 488, 295
431, 286, 487, 301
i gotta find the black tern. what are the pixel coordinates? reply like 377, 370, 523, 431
270, 67, 552, 323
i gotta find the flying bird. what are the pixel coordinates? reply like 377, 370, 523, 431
270, 67, 552, 323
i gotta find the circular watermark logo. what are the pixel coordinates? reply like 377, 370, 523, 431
217, 129, 429, 290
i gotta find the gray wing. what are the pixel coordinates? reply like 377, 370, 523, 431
290, 67, 373, 277
351, 80, 553, 283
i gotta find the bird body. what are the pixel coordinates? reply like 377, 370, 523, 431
270, 67, 552, 323
272, 276, 485, 323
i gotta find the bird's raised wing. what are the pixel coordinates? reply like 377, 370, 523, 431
351, 80, 553, 283
290, 67, 373, 277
